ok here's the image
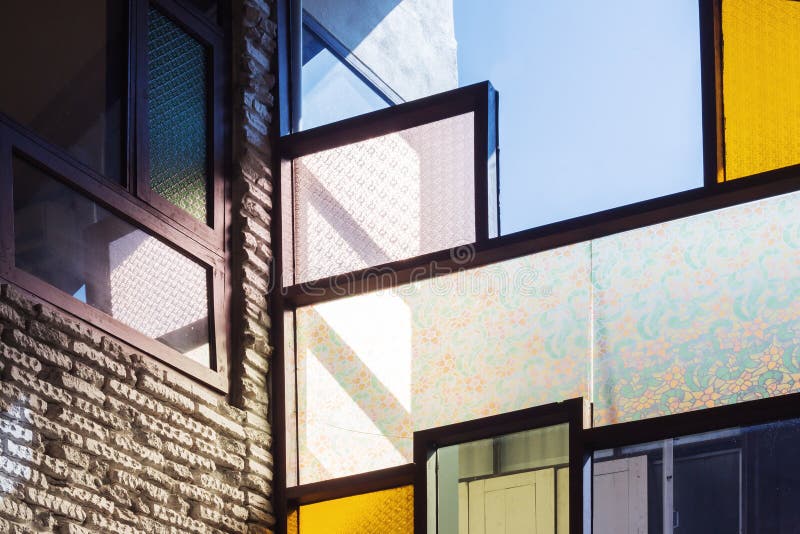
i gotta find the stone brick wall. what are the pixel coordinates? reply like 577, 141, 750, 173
0, 284, 274, 533
0, 283, 273, 533
0, 0, 278, 532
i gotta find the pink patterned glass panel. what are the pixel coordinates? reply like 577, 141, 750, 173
291, 113, 476, 284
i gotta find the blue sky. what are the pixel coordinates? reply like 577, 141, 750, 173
303, 1, 704, 235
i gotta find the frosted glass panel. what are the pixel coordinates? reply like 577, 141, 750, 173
291, 187, 800, 480
148, 6, 210, 222
299, 486, 413, 534
295, 244, 591, 483
291, 113, 476, 284
593, 190, 800, 425
722, 0, 800, 180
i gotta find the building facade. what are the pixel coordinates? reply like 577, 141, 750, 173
1, 1, 800, 533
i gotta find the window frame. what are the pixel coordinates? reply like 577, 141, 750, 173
0, 0, 231, 392
413, 398, 588, 534
135, 0, 228, 246
279, 80, 500, 289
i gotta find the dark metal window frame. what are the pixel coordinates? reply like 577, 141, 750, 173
279, 392, 800, 533
0, 0, 231, 392
270, 0, 800, 530
414, 398, 588, 534
580, 391, 800, 532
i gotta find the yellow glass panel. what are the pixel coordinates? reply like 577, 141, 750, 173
722, 0, 800, 180
287, 508, 299, 534
299, 486, 414, 534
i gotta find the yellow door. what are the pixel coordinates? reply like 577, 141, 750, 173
460, 468, 556, 534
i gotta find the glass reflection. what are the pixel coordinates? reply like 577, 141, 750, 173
433, 424, 569, 534
593, 418, 800, 533
12, 156, 211, 367
301, 22, 390, 130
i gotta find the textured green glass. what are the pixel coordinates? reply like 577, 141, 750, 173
147, 7, 209, 223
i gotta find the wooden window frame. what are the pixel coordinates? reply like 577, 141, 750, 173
0, 0, 231, 392
271, 0, 800, 531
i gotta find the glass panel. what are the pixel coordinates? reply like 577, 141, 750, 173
0, 1, 125, 183
291, 186, 800, 481
294, 243, 590, 483
722, 0, 800, 180
287, 508, 299, 534
300, 1, 704, 234
301, 24, 389, 130
292, 112, 476, 284
592, 189, 800, 426
298, 486, 413, 534
435, 424, 568, 534
148, 6, 210, 223
592, 418, 800, 532
12, 156, 211, 367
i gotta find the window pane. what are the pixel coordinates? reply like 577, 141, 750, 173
721, 0, 800, 180
148, 6, 210, 223
435, 424, 569, 534
12, 156, 211, 367
592, 419, 800, 532
298, 486, 413, 534
291, 113, 475, 284
290, 184, 800, 482
592, 188, 800, 426
0, 0, 125, 184
300, 24, 389, 130
299, 1, 704, 234
293, 243, 590, 483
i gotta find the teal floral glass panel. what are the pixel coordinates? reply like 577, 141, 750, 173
593, 190, 800, 426
147, 7, 209, 222
294, 244, 591, 484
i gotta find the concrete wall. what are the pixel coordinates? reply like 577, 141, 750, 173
0, 0, 278, 532
303, 0, 458, 101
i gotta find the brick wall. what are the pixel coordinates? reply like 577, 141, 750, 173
0, 0, 278, 532
0, 283, 272, 533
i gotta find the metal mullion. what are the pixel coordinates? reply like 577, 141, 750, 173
0, 127, 13, 277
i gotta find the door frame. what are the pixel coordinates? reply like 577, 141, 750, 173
413, 397, 589, 534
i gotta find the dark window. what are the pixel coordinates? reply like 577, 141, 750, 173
0, 0, 228, 390
0, 0, 126, 184
592, 419, 800, 533
183, 0, 219, 24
